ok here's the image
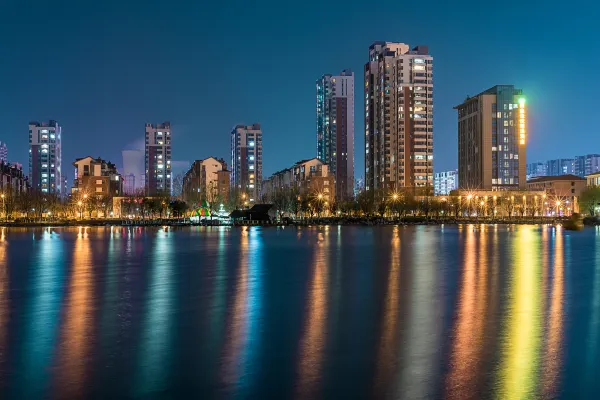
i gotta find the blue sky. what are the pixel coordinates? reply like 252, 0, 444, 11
1, 0, 598, 179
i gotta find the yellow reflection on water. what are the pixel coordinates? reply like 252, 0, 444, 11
497, 225, 542, 399
542, 227, 564, 397
55, 227, 93, 398
375, 226, 400, 390
447, 226, 489, 398
297, 228, 329, 398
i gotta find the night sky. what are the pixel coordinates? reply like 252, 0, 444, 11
1, 0, 598, 179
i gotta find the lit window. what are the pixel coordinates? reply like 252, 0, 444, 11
158, 164, 164, 169
249, 165, 254, 170
249, 184, 254, 188
158, 155, 163, 159
249, 142, 255, 147
250, 156, 255, 161
50, 134, 55, 139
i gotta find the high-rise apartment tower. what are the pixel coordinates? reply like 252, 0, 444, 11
364, 42, 433, 192
316, 69, 354, 199
455, 85, 526, 190
145, 122, 172, 195
231, 124, 262, 203
29, 120, 63, 194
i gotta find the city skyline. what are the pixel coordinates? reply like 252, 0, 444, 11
1, 1, 598, 179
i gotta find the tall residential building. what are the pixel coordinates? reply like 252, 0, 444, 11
365, 42, 433, 192
182, 157, 231, 205
72, 156, 123, 197
455, 85, 526, 190
433, 170, 458, 195
231, 124, 262, 203
546, 158, 574, 176
29, 120, 62, 194
573, 154, 600, 177
526, 161, 547, 180
122, 149, 144, 194
316, 69, 354, 199
145, 122, 172, 196
0, 141, 7, 164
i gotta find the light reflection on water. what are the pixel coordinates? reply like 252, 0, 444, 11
0, 225, 598, 399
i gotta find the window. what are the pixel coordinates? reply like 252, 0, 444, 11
96, 179, 103, 185
96, 187, 103, 193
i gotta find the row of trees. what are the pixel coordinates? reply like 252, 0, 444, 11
261, 186, 592, 220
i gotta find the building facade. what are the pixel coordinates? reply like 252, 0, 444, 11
72, 156, 123, 197
0, 162, 28, 197
261, 158, 335, 204
526, 162, 547, 180
182, 157, 230, 205
586, 171, 600, 187
0, 141, 7, 164
145, 122, 172, 196
573, 154, 600, 177
316, 69, 354, 199
527, 175, 586, 213
29, 120, 62, 195
546, 158, 574, 176
231, 124, 262, 203
455, 85, 526, 190
434, 170, 458, 195
365, 42, 433, 192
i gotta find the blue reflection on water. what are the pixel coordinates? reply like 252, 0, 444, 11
14, 230, 65, 399
133, 228, 175, 397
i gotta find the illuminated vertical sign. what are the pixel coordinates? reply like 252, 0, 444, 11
518, 98, 526, 145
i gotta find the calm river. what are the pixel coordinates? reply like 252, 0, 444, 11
0, 225, 599, 399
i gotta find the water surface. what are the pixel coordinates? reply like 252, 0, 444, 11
0, 225, 599, 399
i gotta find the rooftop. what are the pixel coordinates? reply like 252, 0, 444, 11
527, 174, 585, 183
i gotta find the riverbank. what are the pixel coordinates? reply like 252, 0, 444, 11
1, 216, 599, 228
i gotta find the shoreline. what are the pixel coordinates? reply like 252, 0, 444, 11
1, 216, 598, 228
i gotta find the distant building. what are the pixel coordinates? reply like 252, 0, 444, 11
0, 162, 28, 196
526, 162, 547, 180
365, 42, 433, 191
316, 69, 354, 199
573, 154, 600, 177
231, 124, 263, 203
0, 141, 7, 164
261, 158, 335, 205
546, 158, 574, 176
122, 149, 144, 194
72, 156, 123, 197
29, 120, 63, 195
182, 157, 230, 205
434, 170, 458, 195
455, 85, 526, 190
527, 174, 586, 213
145, 122, 172, 196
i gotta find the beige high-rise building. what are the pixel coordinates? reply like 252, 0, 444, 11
455, 85, 527, 190
364, 42, 433, 192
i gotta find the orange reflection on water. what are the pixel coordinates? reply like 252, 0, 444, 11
542, 227, 564, 397
297, 228, 329, 398
446, 226, 489, 399
54, 227, 94, 398
374, 226, 400, 391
